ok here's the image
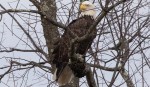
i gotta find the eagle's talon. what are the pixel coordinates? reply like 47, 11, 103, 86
76, 53, 84, 62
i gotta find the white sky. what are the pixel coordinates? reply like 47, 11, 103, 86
0, 0, 150, 87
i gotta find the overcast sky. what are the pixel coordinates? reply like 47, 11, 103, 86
0, 0, 150, 87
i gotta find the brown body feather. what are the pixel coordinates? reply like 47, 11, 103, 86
52, 15, 96, 85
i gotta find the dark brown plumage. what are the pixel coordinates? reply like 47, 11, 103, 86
52, 15, 96, 84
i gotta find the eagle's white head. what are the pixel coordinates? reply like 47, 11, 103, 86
79, 1, 96, 18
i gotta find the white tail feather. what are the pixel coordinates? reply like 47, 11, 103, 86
52, 68, 57, 81
53, 66, 74, 86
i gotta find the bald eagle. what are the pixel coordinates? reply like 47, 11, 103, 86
52, 1, 96, 86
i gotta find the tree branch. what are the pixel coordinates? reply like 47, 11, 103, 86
0, 61, 12, 81
0, 9, 39, 15
0, 4, 48, 58
87, 63, 121, 71
29, 0, 41, 10
29, 0, 66, 29
120, 69, 135, 87
11, 61, 52, 71
0, 48, 39, 52
86, 65, 97, 87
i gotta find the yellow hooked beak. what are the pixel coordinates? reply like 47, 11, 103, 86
80, 4, 87, 11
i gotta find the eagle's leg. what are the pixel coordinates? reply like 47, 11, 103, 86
68, 53, 86, 78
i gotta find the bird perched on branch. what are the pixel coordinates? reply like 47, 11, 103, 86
52, 1, 97, 86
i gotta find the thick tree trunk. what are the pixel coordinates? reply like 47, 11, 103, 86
40, 0, 59, 61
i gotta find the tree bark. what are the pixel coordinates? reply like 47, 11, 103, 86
40, 0, 59, 61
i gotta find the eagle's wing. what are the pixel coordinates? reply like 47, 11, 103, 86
52, 16, 96, 86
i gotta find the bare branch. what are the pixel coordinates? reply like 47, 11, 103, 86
86, 65, 97, 87
120, 69, 135, 87
0, 48, 39, 52
87, 63, 121, 71
29, 0, 66, 29
0, 4, 48, 58
0, 9, 39, 15
11, 61, 52, 71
